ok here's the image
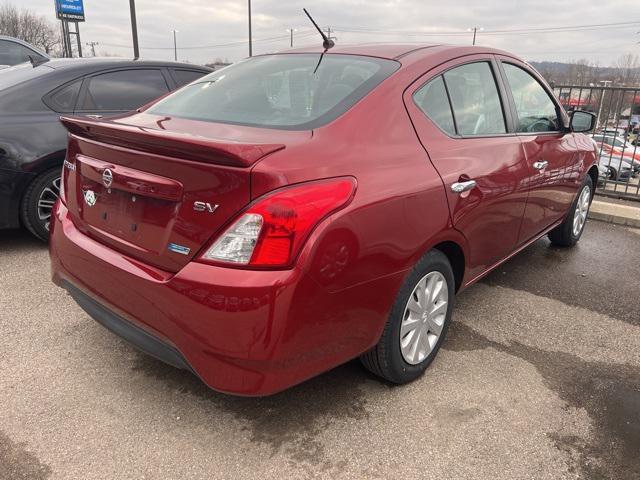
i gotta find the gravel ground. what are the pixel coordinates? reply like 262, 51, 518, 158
1, 220, 639, 480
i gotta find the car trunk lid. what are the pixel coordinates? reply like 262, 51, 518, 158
60, 113, 309, 272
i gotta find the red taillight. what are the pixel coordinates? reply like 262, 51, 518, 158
199, 177, 356, 268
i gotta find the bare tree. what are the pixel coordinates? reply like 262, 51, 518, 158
0, 3, 60, 55
614, 54, 640, 86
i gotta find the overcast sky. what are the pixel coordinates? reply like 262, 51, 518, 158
21, 0, 640, 65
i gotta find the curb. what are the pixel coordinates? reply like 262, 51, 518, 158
588, 200, 640, 229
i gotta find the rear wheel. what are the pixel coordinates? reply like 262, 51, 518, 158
548, 176, 593, 247
21, 168, 61, 242
360, 249, 455, 384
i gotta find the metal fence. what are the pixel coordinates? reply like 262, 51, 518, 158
552, 84, 640, 201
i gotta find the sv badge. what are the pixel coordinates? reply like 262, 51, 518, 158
193, 201, 219, 213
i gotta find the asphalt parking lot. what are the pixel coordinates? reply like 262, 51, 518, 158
1, 220, 639, 480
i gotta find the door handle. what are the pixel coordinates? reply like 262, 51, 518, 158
533, 160, 549, 170
451, 180, 477, 194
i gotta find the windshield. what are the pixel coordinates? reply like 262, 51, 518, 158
148, 54, 399, 130
0, 62, 52, 91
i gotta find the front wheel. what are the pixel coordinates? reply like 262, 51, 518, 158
360, 249, 455, 384
548, 176, 593, 247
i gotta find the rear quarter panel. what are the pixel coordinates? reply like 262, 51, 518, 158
250, 62, 457, 360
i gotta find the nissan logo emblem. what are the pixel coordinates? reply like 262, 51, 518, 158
102, 168, 113, 188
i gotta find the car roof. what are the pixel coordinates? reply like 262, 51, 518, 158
43, 57, 212, 72
282, 43, 521, 62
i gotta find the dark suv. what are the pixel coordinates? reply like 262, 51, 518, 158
0, 58, 211, 240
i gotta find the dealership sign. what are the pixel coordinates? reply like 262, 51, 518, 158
55, 0, 85, 22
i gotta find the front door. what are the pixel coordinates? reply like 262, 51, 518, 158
496, 58, 579, 244
404, 56, 530, 280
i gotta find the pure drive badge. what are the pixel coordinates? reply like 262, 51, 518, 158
168, 243, 191, 255
83, 190, 97, 207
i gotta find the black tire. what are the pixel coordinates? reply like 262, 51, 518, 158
607, 167, 617, 180
21, 168, 61, 242
360, 249, 455, 384
548, 175, 593, 247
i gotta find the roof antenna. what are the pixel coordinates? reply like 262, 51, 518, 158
303, 8, 334, 74
303, 8, 334, 50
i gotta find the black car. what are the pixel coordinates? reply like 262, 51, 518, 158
0, 58, 211, 240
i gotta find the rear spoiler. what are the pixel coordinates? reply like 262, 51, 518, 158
59, 115, 285, 168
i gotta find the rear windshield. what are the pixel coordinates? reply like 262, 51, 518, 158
148, 53, 399, 130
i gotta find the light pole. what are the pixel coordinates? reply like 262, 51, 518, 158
129, 0, 140, 59
468, 26, 483, 45
172, 30, 178, 61
248, 0, 252, 57
286, 28, 297, 48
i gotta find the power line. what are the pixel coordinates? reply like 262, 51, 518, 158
96, 19, 640, 55
100, 30, 317, 51
330, 20, 640, 37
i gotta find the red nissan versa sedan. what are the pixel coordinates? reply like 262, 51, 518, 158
49, 44, 598, 396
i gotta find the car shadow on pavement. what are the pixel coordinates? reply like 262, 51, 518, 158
0, 229, 46, 251
130, 351, 380, 465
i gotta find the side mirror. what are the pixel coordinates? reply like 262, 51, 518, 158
570, 110, 596, 133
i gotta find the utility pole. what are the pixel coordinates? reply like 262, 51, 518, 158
325, 27, 336, 43
286, 28, 296, 48
468, 26, 483, 45
248, 0, 252, 57
172, 30, 178, 61
129, 0, 140, 59
86, 41, 98, 57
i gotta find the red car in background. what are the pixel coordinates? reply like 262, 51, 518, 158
591, 133, 640, 176
50, 44, 598, 396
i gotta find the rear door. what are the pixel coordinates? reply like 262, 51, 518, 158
496, 57, 579, 243
75, 68, 171, 117
404, 56, 530, 280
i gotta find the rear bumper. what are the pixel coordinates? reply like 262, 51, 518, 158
50, 201, 400, 396
62, 280, 194, 372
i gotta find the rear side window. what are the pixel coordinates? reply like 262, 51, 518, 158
502, 63, 559, 133
46, 80, 82, 112
413, 76, 455, 135
444, 62, 506, 136
148, 54, 399, 130
81, 69, 169, 111
172, 69, 207, 87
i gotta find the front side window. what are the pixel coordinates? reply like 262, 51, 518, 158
148, 54, 399, 130
81, 69, 169, 111
503, 63, 559, 133
413, 76, 455, 135
443, 62, 506, 136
